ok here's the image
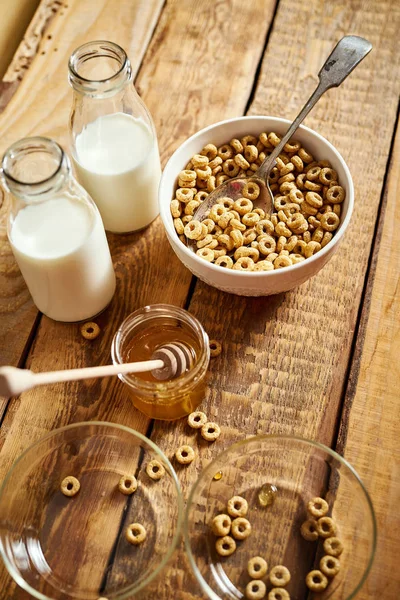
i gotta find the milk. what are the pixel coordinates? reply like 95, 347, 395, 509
73, 113, 161, 233
10, 196, 116, 322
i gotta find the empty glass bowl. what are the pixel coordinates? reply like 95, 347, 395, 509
0, 421, 183, 599
184, 435, 376, 600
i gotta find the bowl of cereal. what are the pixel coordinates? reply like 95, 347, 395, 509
0, 421, 183, 600
184, 435, 376, 600
159, 116, 354, 296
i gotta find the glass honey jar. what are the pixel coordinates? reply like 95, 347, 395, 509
111, 304, 210, 420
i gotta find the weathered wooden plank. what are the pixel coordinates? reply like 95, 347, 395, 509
0, 0, 277, 597
335, 113, 400, 599
144, 0, 400, 598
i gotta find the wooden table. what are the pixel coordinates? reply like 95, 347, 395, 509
0, 1, 399, 598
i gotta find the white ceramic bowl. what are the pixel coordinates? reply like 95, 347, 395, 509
159, 116, 354, 296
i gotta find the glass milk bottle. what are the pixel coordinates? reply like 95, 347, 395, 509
1, 137, 116, 322
68, 40, 161, 233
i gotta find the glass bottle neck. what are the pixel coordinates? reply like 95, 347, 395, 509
1, 137, 71, 203
68, 40, 132, 98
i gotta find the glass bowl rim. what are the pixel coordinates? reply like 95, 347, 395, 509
183, 433, 377, 600
0, 420, 184, 600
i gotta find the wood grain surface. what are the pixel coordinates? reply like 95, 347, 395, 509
0, 0, 399, 598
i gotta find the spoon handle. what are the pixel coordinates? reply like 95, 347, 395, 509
256, 35, 372, 181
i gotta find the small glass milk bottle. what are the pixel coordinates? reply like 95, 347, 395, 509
68, 40, 161, 234
1, 137, 116, 322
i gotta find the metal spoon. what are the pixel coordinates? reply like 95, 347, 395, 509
188, 35, 372, 251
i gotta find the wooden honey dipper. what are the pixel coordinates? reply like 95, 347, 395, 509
0, 342, 194, 397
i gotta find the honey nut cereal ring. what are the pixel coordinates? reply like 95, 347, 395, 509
282, 203, 300, 217
233, 197, 253, 215
296, 173, 307, 189
184, 199, 200, 216
243, 228, 258, 244
320, 555, 341, 578
61, 476, 80, 497
319, 167, 338, 185
80, 322, 100, 340
196, 248, 215, 262
242, 181, 260, 200
333, 204, 341, 217
276, 236, 287, 253
298, 147, 314, 163
258, 132, 270, 147
223, 159, 240, 177
311, 227, 324, 243
258, 151, 266, 164
267, 132, 280, 147
217, 196, 234, 209
201, 422, 221, 441
275, 222, 292, 238
268, 166, 280, 184
184, 219, 203, 240
200, 144, 218, 160
209, 339, 222, 357
301, 201, 318, 216
230, 218, 247, 232
214, 245, 228, 257
182, 215, 193, 224
248, 556, 268, 579
323, 536, 344, 557
290, 253, 305, 264
202, 218, 215, 233
118, 475, 138, 495
231, 517, 252, 540
268, 589, 290, 600
278, 173, 295, 185
305, 191, 323, 209
215, 255, 233, 268
195, 165, 212, 179
304, 241, 321, 258
277, 210, 288, 223
217, 234, 235, 251
176, 187, 194, 202
207, 176, 216, 192
245, 580, 266, 600
274, 255, 292, 269
126, 523, 146, 545
241, 212, 260, 227
216, 174, 229, 186
211, 514, 232, 536
306, 165, 321, 181
146, 459, 165, 480
254, 260, 274, 271
303, 231, 311, 243
218, 144, 234, 160
266, 252, 278, 262
291, 154, 304, 172
179, 169, 196, 183
216, 535, 236, 557
234, 153, 250, 170
301, 518, 319, 541
318, 159, 332, 168
174, 218, 184, 235
316, 516, 337, 538
306, 570, 328, 592
253, 207, 265, 219
188, 412, 208, 430
233, 256, 254, 271
230, 138, 244, 153
234, 246, 259, 262
284, 139, 301, 153
292, 239, 307, 254
209, 156, 223, 169
326, 184, 345, 204
304, 180, 322, 192
230, 229, 244, 248
321, 231, 333, 248
256, 219, 274, 236
280, 182, 297, 195
197, 234, 214, 249
241, 134, 258, 147
170, 199, 181, 218
192, 153, 209, 168
285, 235, 298, 252
287, 213, 307, 233
244, 145, 258, 162
175, 445, 195, 465
269, 565, 291, 587
205, 238, 218, 250
307, 497, 329, 518
258, 234, 276, 255
320, 212, 340, 232
308, 215, 321, 229
279, 162, 295, 176
194, 190, 209, 203
273, 195, 290, 211
209, 204, 227, 221
227, 495, 248, 518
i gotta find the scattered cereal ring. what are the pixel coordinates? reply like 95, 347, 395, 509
215, 255, 233, 269
126, 523, 146, 545
268, 589, 290, 600
216, 535, 236, 556
245, 579, 266, 600
231, 517, 251, 540
188, 411, 207, 429
175, 445, 195, 465
316, 516, 337, 538
248, 556, 268, 579
300, 518, 319, 541
211, 514, 232, 536
209, 340, 222, 357
61, 476, 80, 497
118, 475, 138, 495
146, 459, 165, 480
307, 497, 329, 519
305, 570, 328, 592
227, 495, 248, 518
201, 422, 221, 442
80, 322, 100, 340
270, 565, 291, 587
320, 555, 341, 577
323, 536, 344, 557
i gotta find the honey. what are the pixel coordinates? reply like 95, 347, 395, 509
213, 471, 223, 481
258, 483, 278, 507
112, 304, 210, 420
